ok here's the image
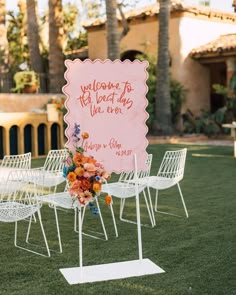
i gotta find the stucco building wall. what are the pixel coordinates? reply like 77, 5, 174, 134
86, 11, 236, 115
177, 16, 236, 114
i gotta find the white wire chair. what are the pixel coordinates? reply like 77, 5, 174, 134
119, 154, 155, 227
101, 154, 153, 237
0, 152, 31, 169
0, 152, 32, 183
0, 169, 50, 257
36, 185, 108, 253
147, 148, 189, 218
32, 149, 68, 194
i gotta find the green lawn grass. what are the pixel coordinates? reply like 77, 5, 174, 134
0, 144, 235, 295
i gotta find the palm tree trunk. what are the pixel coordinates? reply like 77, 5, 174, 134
26, 0, 45, 91
153, 0, 173, 135
105, 0, 120, 60
49, 0, 65, 93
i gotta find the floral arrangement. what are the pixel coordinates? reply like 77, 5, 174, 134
63, 123, 111, 207
46, 96, 66, 112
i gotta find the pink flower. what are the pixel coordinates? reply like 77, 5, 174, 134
69, 180, 82, 195
83, 163, 96, 177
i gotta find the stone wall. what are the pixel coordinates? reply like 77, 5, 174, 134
0, 94, 65, 158
0, 93, 64, 112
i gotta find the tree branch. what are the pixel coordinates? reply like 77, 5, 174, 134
117, 2, 130, 41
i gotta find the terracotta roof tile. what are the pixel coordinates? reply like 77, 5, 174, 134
83, 0, 236, 28
190, 34, 236, 58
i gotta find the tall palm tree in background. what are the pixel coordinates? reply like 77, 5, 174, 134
26, 0, 46, 91
105, 0, 120, 60
153, 0, 173, 135
0, 0, 8, 73
104, 0, 130, 60
48, 0, 65, 93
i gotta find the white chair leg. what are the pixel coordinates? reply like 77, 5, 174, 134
14, 211, 51, 257
81, 204, 86, 225
147, 186, 156, 226
177, 183, 189, 218
54, 206, 62, 253
142, 190, 155, 227
37, 210, 51, 257
74, 208, 77, 232
95, 198, 108, 240
109, 199, 118, 238
76, 201, 108, 240
26, 215, 33, 243
119, 198, 125, 220
154, 189, 159, 212
119, 192, 154, 227
144, 188, 156, 227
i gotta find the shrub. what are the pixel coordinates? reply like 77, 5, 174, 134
137, 53, 187, 131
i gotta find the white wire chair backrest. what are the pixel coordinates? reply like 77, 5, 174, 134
0, 152, 31, 169
138, 154, 153, 179
118, 154, 153, 183
157, 148, 187, 182
43, 149, 68, 172
0, 169, 43, 221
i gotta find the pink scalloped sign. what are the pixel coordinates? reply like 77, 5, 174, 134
63, 59, 149, 173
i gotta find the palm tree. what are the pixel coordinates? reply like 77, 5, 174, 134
26, 0, 45, 91
0, 0, 8, 73
153, 0, 173, 135
104, 0, 130, 60
105, 0, 120, 60
48, 0, 65, 93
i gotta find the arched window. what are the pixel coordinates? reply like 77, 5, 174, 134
9, 125, 18, 155
121, 50, 143, 61
38, 124, 46, 156
24, 124, 33, 153
51, 123, 59, 150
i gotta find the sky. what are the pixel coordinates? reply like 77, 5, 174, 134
6, 0, 235, 14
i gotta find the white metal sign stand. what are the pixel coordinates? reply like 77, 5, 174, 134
60, 154, 165, 284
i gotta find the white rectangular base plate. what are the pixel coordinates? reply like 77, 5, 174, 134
60, 258, 165, 285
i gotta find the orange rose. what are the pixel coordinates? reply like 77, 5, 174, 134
93, 181, 101, 193
105, 195, 112, 206
81, 132, 89, 139
83, 163, 96, 177
69, 180, 82, 195
80, 178, 91, 191
101, 171, 111, 180
87, 157, 97, 165
73, 152, 83, 166
67, 172, 77, 182
74, 167, 84, 176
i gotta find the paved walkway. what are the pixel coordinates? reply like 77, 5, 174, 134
148, 134, 233, 146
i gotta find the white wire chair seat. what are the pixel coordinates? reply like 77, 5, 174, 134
31, 149, 68, 195
37, 191, 74, 209
0, 179, 26, 194
0, 201, 40, 222
147, 175, 183, 190
146, 148, 189, 218
31, 169, 65, 188
34, 185, 108, 253
102, 181, 147, 198
0, 169, 50, 257
101, 154, 155, 237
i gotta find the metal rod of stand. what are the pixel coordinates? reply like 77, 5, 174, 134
134, 153, 143, 261
78, 207, 83, 268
